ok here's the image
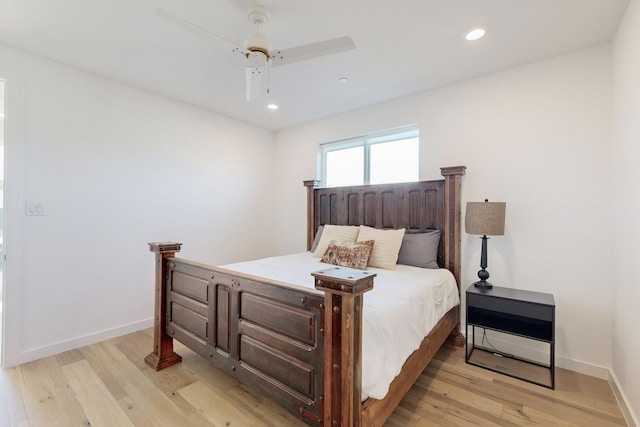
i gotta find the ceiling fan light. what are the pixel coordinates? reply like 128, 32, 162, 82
246, 51, 268, 68
465, 28, 486, 41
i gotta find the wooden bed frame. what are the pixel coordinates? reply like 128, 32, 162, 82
146, 165, 465, 426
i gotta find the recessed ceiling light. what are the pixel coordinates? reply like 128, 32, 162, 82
267, 104, 278, 110
465, 28, 486, 41
338, 77, 349, 83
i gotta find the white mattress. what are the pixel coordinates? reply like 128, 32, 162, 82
221, 252, 459, 400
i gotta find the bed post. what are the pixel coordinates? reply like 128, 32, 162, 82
440, 166, 466, 347
304, 180, 321, 251
313, 267, 376, 427
145, 242, 183, 370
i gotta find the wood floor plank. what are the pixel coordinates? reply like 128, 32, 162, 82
418, 376, 505, 418
0, 367, 27, 427
227, 383, 308, 427
117, 330, 158, 364
96, 370, 128, 401
61, 359, 134, 427
54, 349, 85, 367
105, 357, 199, 427
501, 403, 582, 427
79, 340, 130, 401
79, 340, 126, 374
385, 403, 421, 426
395, 386, 450, 420
17, 358, 88, 426
117, 395, 156, 427
179, 350, 240, 394
413, 418, 447, 427
178, 381, 259, 426
442, 404, 519, 427
116, 340, 199, 417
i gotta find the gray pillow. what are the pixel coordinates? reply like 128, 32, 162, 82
310, 225, 324, 252
396, 230, 441, 269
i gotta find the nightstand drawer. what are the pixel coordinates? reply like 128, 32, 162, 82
467, 292, 553, 322
467, 306, 553, 341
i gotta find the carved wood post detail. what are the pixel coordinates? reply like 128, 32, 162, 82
304, 180, 321, 251
145, 242, 183, 370
440, 166, 466, 284
440, 166, 466, 347
313, 267, 376, 427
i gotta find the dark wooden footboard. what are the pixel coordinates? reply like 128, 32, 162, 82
146, 243, 326, 423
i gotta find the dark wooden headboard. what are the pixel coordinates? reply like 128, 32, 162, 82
304, 166, 466, 286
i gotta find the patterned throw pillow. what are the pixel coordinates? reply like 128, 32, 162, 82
320, 240, 375, 270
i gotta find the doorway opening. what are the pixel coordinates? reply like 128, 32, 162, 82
0, 78, 5, 355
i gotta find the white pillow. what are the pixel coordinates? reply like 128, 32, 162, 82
312, 225, 360, 258
357, 225, 406, 269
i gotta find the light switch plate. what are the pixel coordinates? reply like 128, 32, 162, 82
25, 201, 46, 216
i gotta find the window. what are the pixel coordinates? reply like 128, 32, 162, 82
320, 125, 419, 187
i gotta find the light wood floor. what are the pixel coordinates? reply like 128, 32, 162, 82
0, 328, 627, 426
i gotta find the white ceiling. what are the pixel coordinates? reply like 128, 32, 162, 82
0, 0, 629, 130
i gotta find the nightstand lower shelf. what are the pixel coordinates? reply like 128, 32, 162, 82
466, 329, 554, 389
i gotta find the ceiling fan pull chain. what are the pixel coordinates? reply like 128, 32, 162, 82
267, 61, 271, 94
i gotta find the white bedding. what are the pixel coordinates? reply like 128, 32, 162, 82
221, 252, 460, 400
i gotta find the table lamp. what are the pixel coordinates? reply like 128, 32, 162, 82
465, 199, 506, 288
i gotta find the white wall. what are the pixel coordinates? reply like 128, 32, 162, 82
0, 42, 275, 366
612, 0, 640, 423
274, 45, 614, 375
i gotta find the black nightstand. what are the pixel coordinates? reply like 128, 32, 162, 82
465, 285, 555, 389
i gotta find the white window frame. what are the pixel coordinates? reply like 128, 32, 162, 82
319, 124, 419, 187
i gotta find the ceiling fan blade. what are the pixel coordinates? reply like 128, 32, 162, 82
269, 36, 356, 68
245, 66, 263, 101
156, 8, 249, 56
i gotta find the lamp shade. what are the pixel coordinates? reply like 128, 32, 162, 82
465, 201, 506, 236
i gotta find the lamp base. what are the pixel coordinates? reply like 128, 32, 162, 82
473, 280, 493, 289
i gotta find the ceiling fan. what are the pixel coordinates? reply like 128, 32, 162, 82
157, 6, 356, 101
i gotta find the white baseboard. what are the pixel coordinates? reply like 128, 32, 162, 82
555, 355, 610, 380
6, 318, 154, 367
609, 370, 639, 427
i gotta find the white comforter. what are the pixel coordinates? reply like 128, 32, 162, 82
221, 252, 459, 400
